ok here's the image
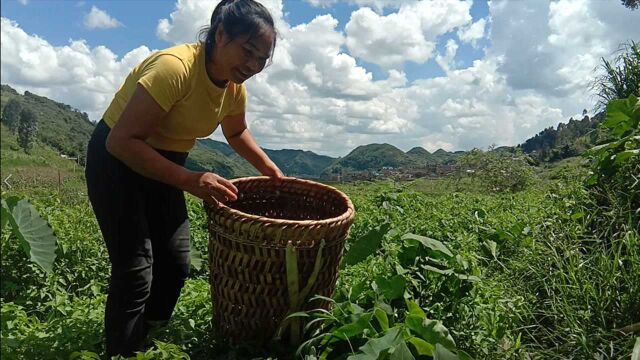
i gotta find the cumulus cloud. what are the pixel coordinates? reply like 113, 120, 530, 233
457, 17, 486, 47
1, 17, 149, 120
83, 6, 123, 29
345, 0, 471, 69
2, 0, 639, 157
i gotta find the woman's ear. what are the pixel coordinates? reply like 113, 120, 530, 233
215, 24, 227, 45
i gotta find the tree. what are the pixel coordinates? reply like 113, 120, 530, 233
1, 98, 22, 131
621, 0, 639, 10
17, 108, 38, 153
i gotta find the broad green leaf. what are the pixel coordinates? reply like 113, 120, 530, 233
390, 340, 415, 360
632, 337, 640, 360
408, 337, 434, 356
401, 233, 453, 258
433, 344, 459, 360
406, 300, 426, 318
375, 275, 406, 301
604, 96, 640, 137
359, 327, 402, 358
405, 316, 456, 350
5, 198, 58, 273
343, 223, 390, 266
374, 307, 389, 331
613, 149, 639, 166
332, 313, 374, 340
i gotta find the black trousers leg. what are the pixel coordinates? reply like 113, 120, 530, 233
85, 120, 190, 357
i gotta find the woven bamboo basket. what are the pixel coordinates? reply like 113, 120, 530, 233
205, 176, 355, 344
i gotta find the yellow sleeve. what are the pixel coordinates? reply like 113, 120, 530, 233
227, 84, 247, 116
137, 54, 188, 112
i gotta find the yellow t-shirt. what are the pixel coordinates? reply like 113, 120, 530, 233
102, 43, 247, 152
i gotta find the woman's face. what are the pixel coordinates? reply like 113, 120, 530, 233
214, 26, 274, 84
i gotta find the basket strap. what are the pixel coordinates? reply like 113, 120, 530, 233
280, 239, 326, 345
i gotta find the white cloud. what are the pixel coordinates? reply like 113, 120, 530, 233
457, 18, 486, 47
2, 0, 640, 157
345, 0, 472, 69
1, 17, 150, 120
84, 6, 123, 29
435, 39, 459, 72
17, 0, 28, 5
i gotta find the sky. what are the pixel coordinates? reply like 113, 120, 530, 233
1, 0, 638, 157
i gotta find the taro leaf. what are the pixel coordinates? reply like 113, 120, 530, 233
332, 312, 374, 340
390, 340, 415, 360
358, 327, 402, 358
5, 198, 58, 273
408, 336, 435, 356
343, 223, 390, 266
405, 316, 456, 350
190, 243, 203, 271
401, 233, 453, 259
374, 275, 406, 301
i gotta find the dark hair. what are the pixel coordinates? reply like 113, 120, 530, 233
198, 0, 276, 64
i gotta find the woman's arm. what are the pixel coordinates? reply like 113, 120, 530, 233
221, 113, 283, 177
106, 84, 238, 203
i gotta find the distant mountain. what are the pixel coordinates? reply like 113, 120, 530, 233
197, 138, 337, 177
264, 149, 336, 177
324, 143, 413, 173
431, 149, 460, 165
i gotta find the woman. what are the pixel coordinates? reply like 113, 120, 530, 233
84, 0, 281, 356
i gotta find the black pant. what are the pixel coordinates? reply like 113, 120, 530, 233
85, 120, 190, 357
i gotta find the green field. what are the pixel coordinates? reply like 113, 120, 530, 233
1, 120, 639, 359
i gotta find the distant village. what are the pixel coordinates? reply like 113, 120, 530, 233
317, 164, 459, 182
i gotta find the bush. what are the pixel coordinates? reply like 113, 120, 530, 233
457, 147, 535, 193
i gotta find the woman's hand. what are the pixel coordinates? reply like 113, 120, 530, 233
261, 161, 284, 179
182, 171, 238, 205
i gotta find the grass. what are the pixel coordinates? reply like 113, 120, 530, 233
1, 136, 638, 359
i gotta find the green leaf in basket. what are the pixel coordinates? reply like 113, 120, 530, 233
343, 223, 390, 266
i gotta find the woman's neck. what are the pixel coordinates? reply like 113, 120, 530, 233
205, 60, 229, 88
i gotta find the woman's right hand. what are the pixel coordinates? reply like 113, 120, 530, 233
182, 171, 238, 205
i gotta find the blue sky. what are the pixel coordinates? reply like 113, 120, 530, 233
1, 0, 489, 82
2, 0, 637, 156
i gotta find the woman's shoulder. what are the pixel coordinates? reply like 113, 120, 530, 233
155, 43, 200, 64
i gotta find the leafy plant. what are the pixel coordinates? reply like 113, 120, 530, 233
295, 296, 472, 360
1, 195, 58, 273
585, 95, 639, 186
591, 40, 640, 112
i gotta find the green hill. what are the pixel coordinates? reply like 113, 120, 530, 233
518, 113, 605, 161
264, 148, 336, 177
1, 85, 95, 159
325, 143, 413, 172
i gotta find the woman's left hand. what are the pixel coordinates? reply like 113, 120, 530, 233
261, 161, 284, 179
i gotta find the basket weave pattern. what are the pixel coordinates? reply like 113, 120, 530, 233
205, 177, 355, 343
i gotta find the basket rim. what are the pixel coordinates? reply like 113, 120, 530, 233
206, 176, 355, 226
